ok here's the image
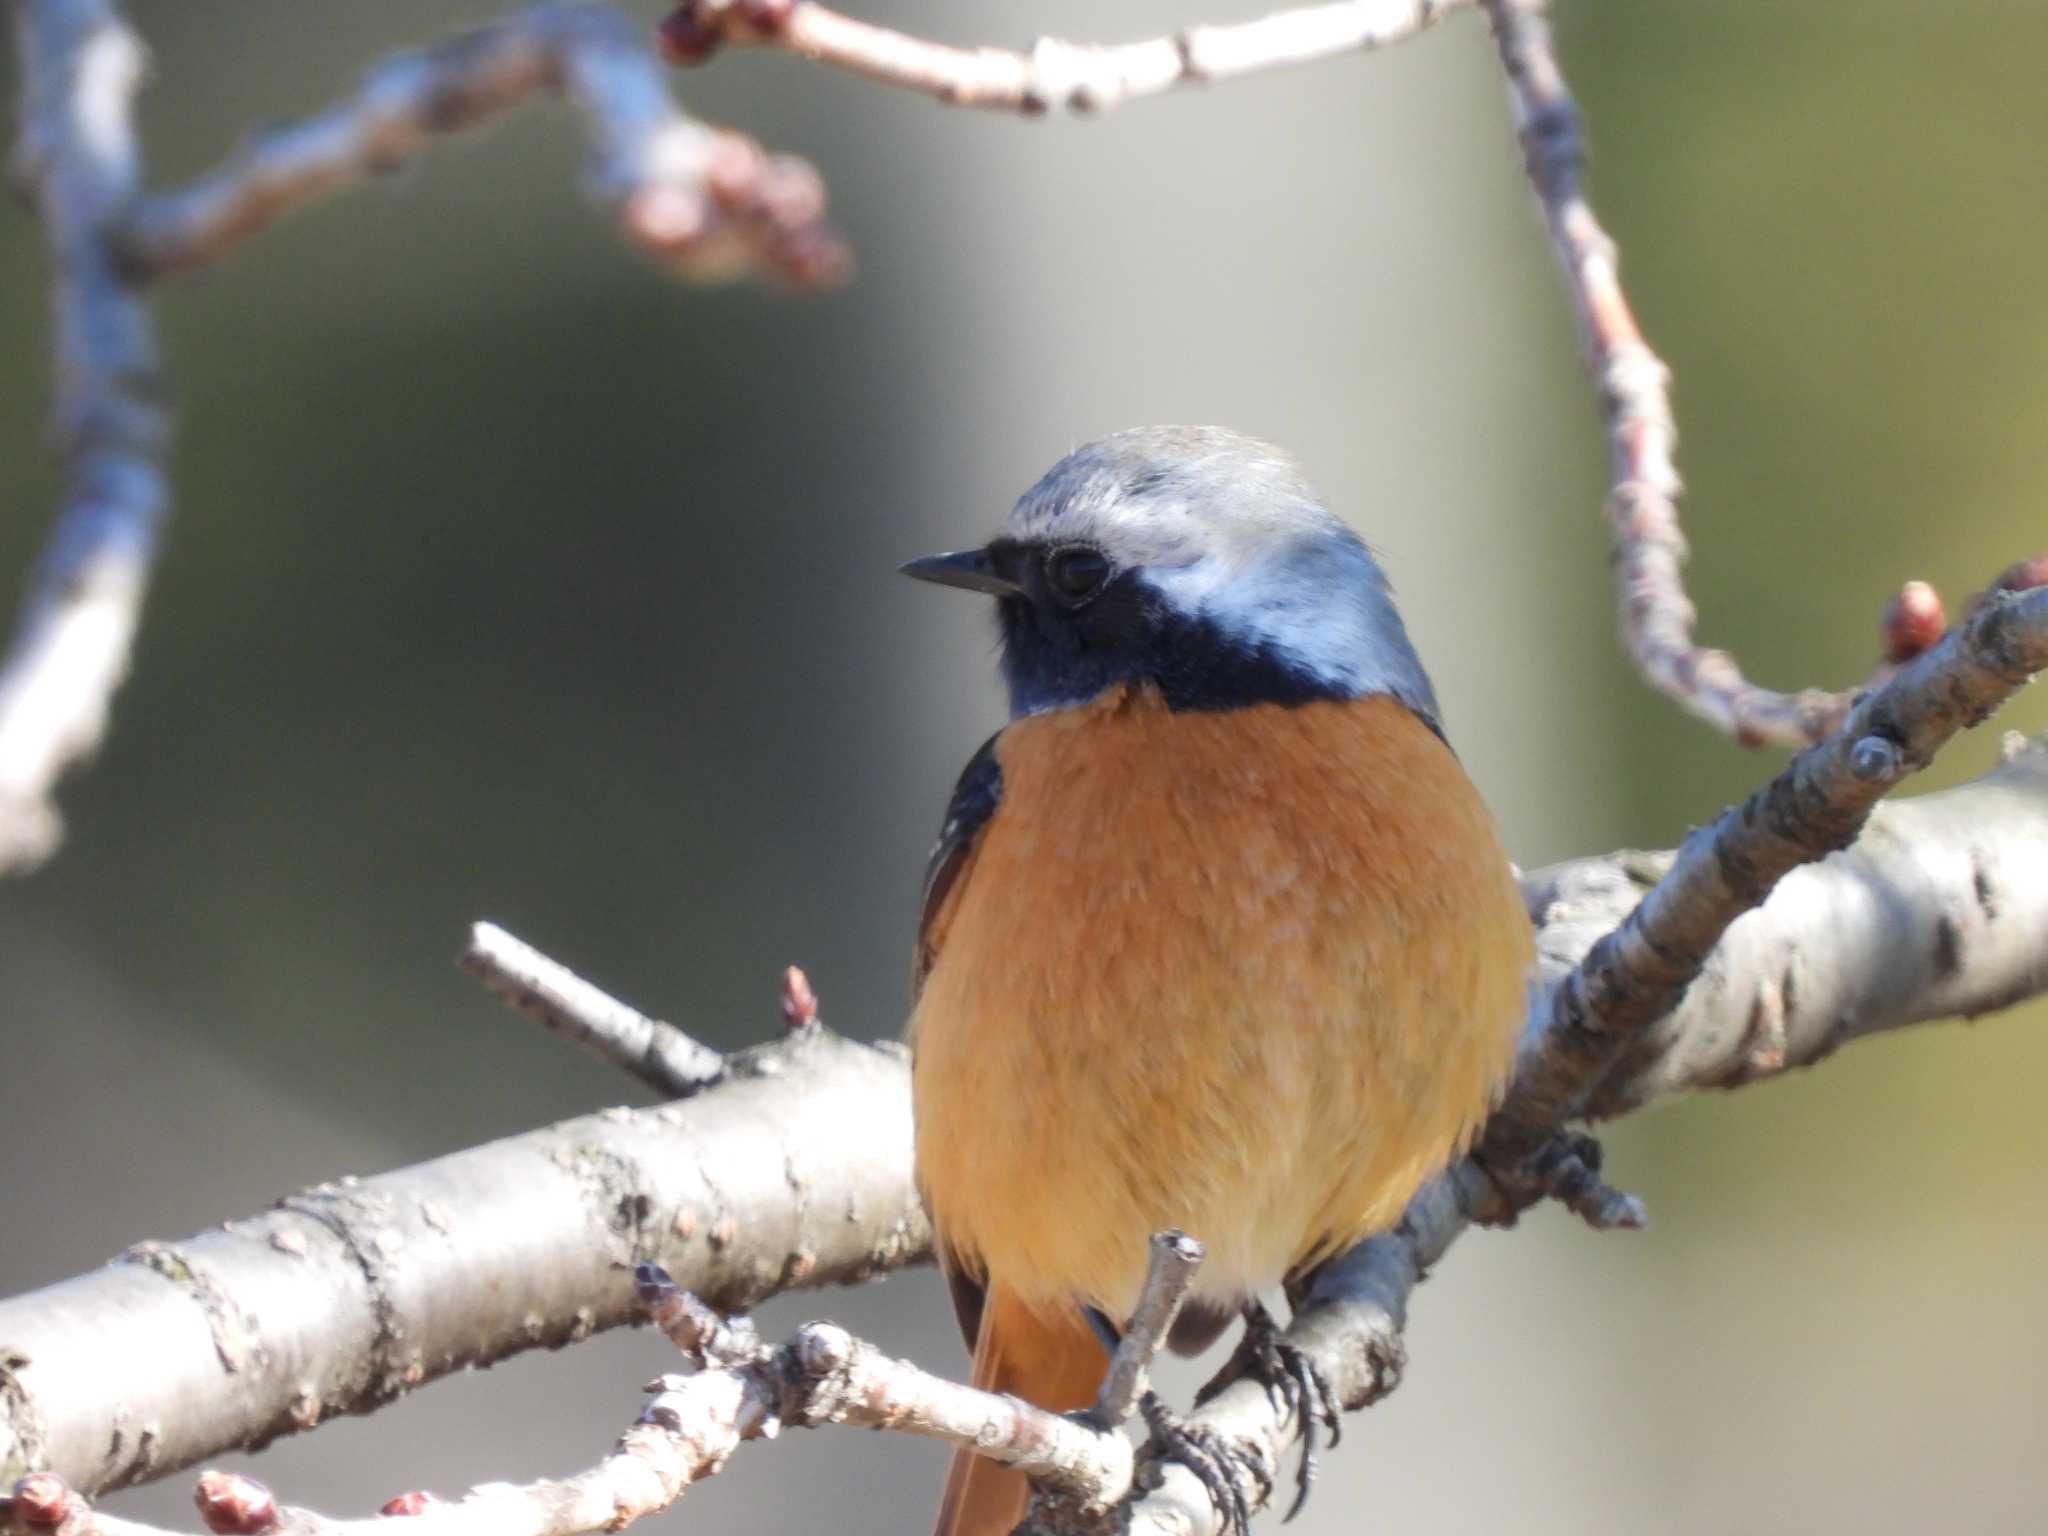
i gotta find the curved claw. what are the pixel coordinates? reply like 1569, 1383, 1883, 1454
1192, 1300, 1346, 1523
1141, 1390, 1271, 1536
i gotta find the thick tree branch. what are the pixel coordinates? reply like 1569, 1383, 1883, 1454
0, 1028, 925, 1493
0, 1269, 1138, 1536
1484, 583, 2048, 1177
657, 0, 1466, 114
1567, 730, 2048, 1116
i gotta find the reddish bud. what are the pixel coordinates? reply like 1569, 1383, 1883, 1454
780, 965, 819, 1032
1991, 552, 2048, 596
756, 159, 827, 233
625, 186, 708, 254
379, 1492, 443, 1518
774, 228, 856, 290
1880, 579, 1946, 664
11, 1473, 72, 1528
738, 0, 796, 31
655, 7, 722, 63
705, 133, 766, 212
774, 229, 853, 289
194, 1471, 279, 1535
1963, 552, 2048, 620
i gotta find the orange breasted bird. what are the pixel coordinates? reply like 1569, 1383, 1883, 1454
904, 427, 1535, 1536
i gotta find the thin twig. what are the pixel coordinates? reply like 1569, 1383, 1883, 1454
658, 0, 1467, 114
641, 1266, 1131, 1505
0, 0, 167, 874
460, 920, 725, 1097
118, 5, 847, 286
1092, 1231, 1205, 1427
1483, 0, 1894, 747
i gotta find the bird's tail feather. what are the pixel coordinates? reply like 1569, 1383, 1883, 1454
932, 1286, 1108, 1536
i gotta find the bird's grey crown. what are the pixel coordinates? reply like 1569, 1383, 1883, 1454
1006, 426, 1440, 721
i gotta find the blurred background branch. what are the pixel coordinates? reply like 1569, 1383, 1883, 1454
0, 0, 842, 878
655, 0, 1462, 113
1, 0, 162, 873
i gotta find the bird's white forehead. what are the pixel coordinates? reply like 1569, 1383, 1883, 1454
1003, 426, 1328, 570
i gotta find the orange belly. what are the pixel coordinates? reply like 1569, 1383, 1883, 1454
910, 685, 1533, 1327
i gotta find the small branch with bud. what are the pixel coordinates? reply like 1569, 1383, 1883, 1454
1477, 0, 1979, 747
460, 921, 726, 1097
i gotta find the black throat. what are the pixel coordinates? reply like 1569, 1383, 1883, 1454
996, 571, 1358, 717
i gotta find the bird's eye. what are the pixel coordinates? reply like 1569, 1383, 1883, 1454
1046, 546, 1110, 605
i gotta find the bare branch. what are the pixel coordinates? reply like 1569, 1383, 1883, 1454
1482, 0, 1910, 747
459, 921, 725, 1097
1092, 1231, 1205, 1428
1485, 582, 2048, 1176
0, 1028, 925, 1495
0, 0, 166, 874
118, 5, 848, 286
643, 1266, 1131, 1507
1560, 732, 2048, 1117
658, 0, 1466, 115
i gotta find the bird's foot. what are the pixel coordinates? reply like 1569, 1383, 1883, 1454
1192, 1301, 1342, 1521
1139, 1389, 1272, 1536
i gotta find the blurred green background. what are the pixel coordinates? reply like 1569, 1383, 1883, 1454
3, 2, 2045, 1531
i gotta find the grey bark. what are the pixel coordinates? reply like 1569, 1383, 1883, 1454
0, 1033, 924, 1493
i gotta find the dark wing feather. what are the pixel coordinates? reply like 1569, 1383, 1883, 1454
914, 730, 1004, 997
914, 730, 1005, 1350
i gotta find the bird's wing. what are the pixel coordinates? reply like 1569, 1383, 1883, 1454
915, 730, 1004, 998
914, 729, 1005, 1351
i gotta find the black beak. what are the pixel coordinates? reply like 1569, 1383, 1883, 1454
898, 546, 1023, 598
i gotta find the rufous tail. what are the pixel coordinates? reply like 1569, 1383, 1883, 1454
932, 1286, 1108, 1536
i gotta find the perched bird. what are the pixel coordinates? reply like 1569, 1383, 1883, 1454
904, 427, 1534, 1536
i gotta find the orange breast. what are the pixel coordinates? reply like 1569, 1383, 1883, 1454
910, 685, 1533, 1327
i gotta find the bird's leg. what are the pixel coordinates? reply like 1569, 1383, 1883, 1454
1083, 1304, 1122, 1358
1138, 1389, 1273, 1536
1192, 1300, 1342, 1521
